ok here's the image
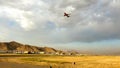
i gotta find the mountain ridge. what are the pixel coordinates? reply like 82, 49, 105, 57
0, 41, 59, 53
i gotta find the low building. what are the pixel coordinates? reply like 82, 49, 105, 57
0, 50, 7, 54
39, 52, 45, 54
24, 51, 32, 54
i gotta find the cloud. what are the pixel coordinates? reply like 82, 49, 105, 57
0, 0, 120, 44
0, 6, 35, 31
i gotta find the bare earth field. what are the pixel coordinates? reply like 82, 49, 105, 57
0, 54, 120, 68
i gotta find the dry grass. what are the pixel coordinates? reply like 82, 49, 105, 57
0, 54, 120, 68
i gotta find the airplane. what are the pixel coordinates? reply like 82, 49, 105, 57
64, 12, 70, 17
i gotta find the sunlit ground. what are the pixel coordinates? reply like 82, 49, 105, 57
0, 54, 120, 68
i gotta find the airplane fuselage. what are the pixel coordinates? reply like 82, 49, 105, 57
64, 13, 70, 17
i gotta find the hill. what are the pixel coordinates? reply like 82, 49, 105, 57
0, 41, 58, 53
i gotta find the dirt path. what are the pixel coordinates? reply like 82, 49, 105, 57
0, 62, 48, 68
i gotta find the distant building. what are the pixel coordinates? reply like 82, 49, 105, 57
6, 50, 13, 53
55, 52, 59, 55
0, 50, 7, 53
24, 51, 32, 54
39, 52, 45, 54
14, 51, 23, 54
55, 52, 64, 55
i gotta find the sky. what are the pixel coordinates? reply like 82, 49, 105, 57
0, 0, 120, 54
